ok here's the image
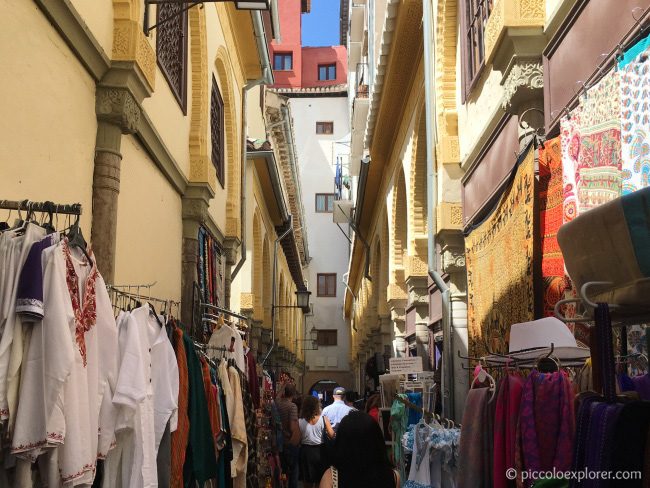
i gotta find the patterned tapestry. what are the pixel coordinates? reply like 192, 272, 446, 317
576, 69, 622, 211
466, 147, 536, 358
539, 137, 569, 318
620, 37, 650, 195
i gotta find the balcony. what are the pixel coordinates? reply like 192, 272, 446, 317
355, 62, 369, 98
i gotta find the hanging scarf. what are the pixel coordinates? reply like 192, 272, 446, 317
493, 373, 525, 488
457, 387, 492, 488
516, 370, 575, 487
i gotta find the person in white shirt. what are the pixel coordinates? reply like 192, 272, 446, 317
322, 387, 355, 432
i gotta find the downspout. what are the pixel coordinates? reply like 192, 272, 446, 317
262, 214, 294, 366
231, 12, 274, 281
423, 0, 454, 419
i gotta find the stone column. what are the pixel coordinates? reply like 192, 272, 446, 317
91, 87, 141, 281
406, 272, 430, 369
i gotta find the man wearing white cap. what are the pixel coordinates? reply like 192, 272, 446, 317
322, 387, 355, 432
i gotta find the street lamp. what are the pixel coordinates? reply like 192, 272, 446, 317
297, 325, 319, 351
295, 289, 312, 312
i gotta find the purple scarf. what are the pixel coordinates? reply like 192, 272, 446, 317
517, 370, 575, 486
632, 374, 650, 401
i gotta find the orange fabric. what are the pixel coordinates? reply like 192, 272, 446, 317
200, 357, 220, 454
171, 327, 190, 488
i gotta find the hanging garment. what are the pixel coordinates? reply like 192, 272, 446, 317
539, 137, 570, 317
457, 387, 492, 488
0, 223, 46, 422
516, 370, 575, 486
170, 327, 190, 488
228, 366, 248, 488
576, 69, 623, 210
245, 348, 260, 409
240, 370, 259, 488
104, 306, 179, 488
200, 357, 220, 454
610, 401, 650, 488
208, 324, 246, 375
406, 392, 423, 426
12, 241, 119, 485
405, 422, 433, 488
560, 109, 583, 223
390, 394, 409, 482
493, 373, 525, 488
183, 336, 218, 485
620, 33, 650, 195
8, 232, 60, 435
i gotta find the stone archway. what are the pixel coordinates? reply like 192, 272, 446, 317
214, 47, 241, 239
408, 105, 428, 271
389, 168, 409, 355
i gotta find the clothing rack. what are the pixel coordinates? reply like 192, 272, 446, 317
456, 343, 590, 371
0, 199, 82, 215
107, 284, 180, 316
554, 281, 650, 327
201, 302, 249, 323
394, 396, 459, 429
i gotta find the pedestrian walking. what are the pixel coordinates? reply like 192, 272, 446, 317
276, 384, 301, 488
365, 393, 381, 423
299, 395, 335, 488
321, 387, 354, 432
319, 411, 399, 488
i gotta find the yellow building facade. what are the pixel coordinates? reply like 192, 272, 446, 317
1, 0, 306, 373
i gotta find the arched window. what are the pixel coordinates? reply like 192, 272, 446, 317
211, 76, 225, 185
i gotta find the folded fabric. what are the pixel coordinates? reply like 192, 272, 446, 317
557, 187, 650, 310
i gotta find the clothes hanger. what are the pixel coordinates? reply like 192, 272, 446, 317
471, 359, 497, 402
66, 214, 93, 265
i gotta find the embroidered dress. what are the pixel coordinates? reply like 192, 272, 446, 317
620, 36, 650, 194
405, 422, 434, 488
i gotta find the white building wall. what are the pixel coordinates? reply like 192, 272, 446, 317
289, 95, 351, 381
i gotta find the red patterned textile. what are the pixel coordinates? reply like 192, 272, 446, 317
539, 137, 569, 317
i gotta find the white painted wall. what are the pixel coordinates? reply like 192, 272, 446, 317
289, 96, 351, 379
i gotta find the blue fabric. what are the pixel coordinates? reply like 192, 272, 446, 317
618, 32, 650, 69
406, 393, 423, 425
621, 187, 650, 276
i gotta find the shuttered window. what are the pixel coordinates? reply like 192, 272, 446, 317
317, 273, 337, 297
156, 2, 188, 112
211, 76, 225, 185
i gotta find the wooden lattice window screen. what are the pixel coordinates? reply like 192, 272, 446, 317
156, 2, 188, 112
211, 76, 225, 185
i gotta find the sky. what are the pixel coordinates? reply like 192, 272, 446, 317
301, 0, 341, 47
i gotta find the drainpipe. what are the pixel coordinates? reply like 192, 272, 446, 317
262, 214, 294, 367
231, 12, 274, 281
422, 0, 454, 420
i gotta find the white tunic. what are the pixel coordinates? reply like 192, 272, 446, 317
104, 305, 179, 488
207, 324, 246, 374
11, 242, 119, 485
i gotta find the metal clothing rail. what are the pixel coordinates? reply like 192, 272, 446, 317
394, 396, 460, 429
200, 302, 249, 322
0, 199, 82, 215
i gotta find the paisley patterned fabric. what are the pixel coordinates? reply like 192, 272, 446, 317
620, 37, 650, 195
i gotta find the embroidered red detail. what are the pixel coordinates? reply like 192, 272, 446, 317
60, 463, 96, 482
11, 432, 65, 453
62, 241, 98, 367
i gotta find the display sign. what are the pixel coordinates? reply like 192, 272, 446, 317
389, 356, 423, 374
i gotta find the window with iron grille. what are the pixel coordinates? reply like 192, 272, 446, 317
211, 75, 225, 186
461, 0, 493, 99
317, 273, 337, 297
156, 2, 188, 112
318, 63, 337, 81
317, 329, 338, 346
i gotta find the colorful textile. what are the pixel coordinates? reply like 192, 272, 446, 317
465, 146, 536, 358
516, 371, 575, 487
457, 387, 492, 488
620, 39, 650, 195
493, 374, 525, 488
576, 69, 622, 210
201, 357, 221, 454
183, 335, 218, 485
171, 327, 190, 488
619, 32, 650, 69
539, 137, 569, 317
406, 392, 423, 426
560, 110, 582, 223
